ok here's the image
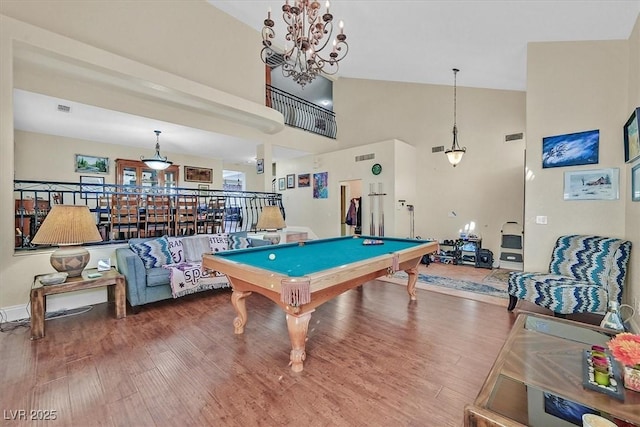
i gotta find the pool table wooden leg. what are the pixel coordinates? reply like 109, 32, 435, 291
231, 290, 252, 334
405, 266, 418, 301
286, 311, 313, 373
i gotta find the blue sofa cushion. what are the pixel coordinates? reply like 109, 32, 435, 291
229, 235, 251, 249
129, 236, 173, 269
146, 266, 171, 287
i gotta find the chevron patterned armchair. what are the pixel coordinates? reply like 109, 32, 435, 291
507, 235, 632, 316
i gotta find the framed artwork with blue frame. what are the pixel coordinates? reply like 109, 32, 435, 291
542, 129, 599, 169
632, 163, 640, 202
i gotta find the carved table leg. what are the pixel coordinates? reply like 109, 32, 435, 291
405, 267, 418, 301
231, 290, 252, 334
286, 311, 313, 373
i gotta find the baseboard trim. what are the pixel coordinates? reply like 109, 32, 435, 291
1, 289, 107, 323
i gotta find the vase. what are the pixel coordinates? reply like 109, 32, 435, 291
623, 366, 640, 392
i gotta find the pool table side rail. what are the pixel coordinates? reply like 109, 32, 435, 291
202, 240, 438, 295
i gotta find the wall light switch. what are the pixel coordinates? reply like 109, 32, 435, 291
535, 215, 548, 225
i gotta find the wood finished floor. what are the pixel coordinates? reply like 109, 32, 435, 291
0, 264, 600, 427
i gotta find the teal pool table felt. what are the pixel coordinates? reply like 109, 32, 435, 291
215, 236, 432, 277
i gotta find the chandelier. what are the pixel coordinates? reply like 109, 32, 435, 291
261, 1, 349, 87
141, 130, 173, 170
445, 68, 466, 167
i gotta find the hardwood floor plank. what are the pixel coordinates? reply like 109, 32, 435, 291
0, 265, 602, 426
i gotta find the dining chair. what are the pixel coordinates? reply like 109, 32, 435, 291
174, 195, 198, 236
110, 194, 141, 240
145, 195, 171, 237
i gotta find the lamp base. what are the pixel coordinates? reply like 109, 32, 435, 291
50, 246, 90, 277
263, 232, 281, 245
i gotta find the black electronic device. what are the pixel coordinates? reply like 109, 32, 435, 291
476, 249, 493, 269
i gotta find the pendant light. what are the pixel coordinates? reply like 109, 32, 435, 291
141, 130, 172, 170
445, 68, 466, 167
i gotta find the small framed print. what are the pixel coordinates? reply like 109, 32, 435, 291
297, 173, 310, 187
278, 177, 286, 191
632, 163, 640, 202
184, 166, 213, 183
563, 168, 619, 201
286, 174, 295, 189
256, 158, 264, 174
80, 175, 105, 199
75, 154, 109, 174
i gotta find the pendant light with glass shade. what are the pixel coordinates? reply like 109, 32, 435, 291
445, 68, 466, 167
141, 130, 173, 170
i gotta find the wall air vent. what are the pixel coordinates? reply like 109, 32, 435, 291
57, 104, 71, 113
505, 132, 524, 142
432, 145, 445, 153
355, 153, 375, 162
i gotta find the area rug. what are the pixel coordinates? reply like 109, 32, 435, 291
379, 271, 508, 306
483, 268, 513, 286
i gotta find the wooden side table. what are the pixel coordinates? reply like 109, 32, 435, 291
30, 268, 126, 340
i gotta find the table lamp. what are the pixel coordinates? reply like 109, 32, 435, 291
256, 205, 286, 244
31, 205, 103, 277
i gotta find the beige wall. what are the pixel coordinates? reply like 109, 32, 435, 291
525, 19, 639, 327
335, 78, 526, 254
1, 2, 638, 326
625, 16, 640, 328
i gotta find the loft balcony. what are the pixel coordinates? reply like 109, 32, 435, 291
266, 84, 336, 139
14, 180, 284, 251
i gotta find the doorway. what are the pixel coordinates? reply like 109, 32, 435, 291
339, 179, 362, 236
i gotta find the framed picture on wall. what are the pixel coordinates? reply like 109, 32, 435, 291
184, 166, 213, 183
632, 163, 640, 202
278, 177, 286, 191
624, 107, 640, 163
286, 174, 295, 189
298, 173, 310, 187
542, 129, 599, 169
80, 175, 105, 199
75, 154, 109, 174
563, 168, 619, 201
256, 158, 264, 174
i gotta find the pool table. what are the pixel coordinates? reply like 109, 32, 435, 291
202, 235, 438, 372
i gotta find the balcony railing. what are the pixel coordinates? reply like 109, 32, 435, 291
13, 180, 284, 251
266, 84, 337, 139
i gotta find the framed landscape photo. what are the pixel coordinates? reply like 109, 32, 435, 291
632, 163, 640, 202
184, 166, 213, 183
75, 154, 109, 174
278, 177, 286, 191
286, 174, 295, 189
542, 129, 599, 169
80, 175, 105, 199
623, 107, 640, 163
563, 168, 619, 201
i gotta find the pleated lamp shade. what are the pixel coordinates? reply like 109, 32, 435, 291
256, 206, 286, 244
32, 205, 102, 277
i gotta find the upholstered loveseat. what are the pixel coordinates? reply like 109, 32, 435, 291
116, 232, 270, 307
507, 235, 632, 316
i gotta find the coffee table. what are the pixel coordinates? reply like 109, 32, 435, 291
30, 268, 126, 339
464, 312, 640, 427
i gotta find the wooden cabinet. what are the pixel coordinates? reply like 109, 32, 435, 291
115, 159, 179, 189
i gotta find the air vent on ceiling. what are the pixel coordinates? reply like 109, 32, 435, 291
57, 104, 71, 113
505, 132, 524, 142
355, 153, 375, 162
432, 145, 445, 153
